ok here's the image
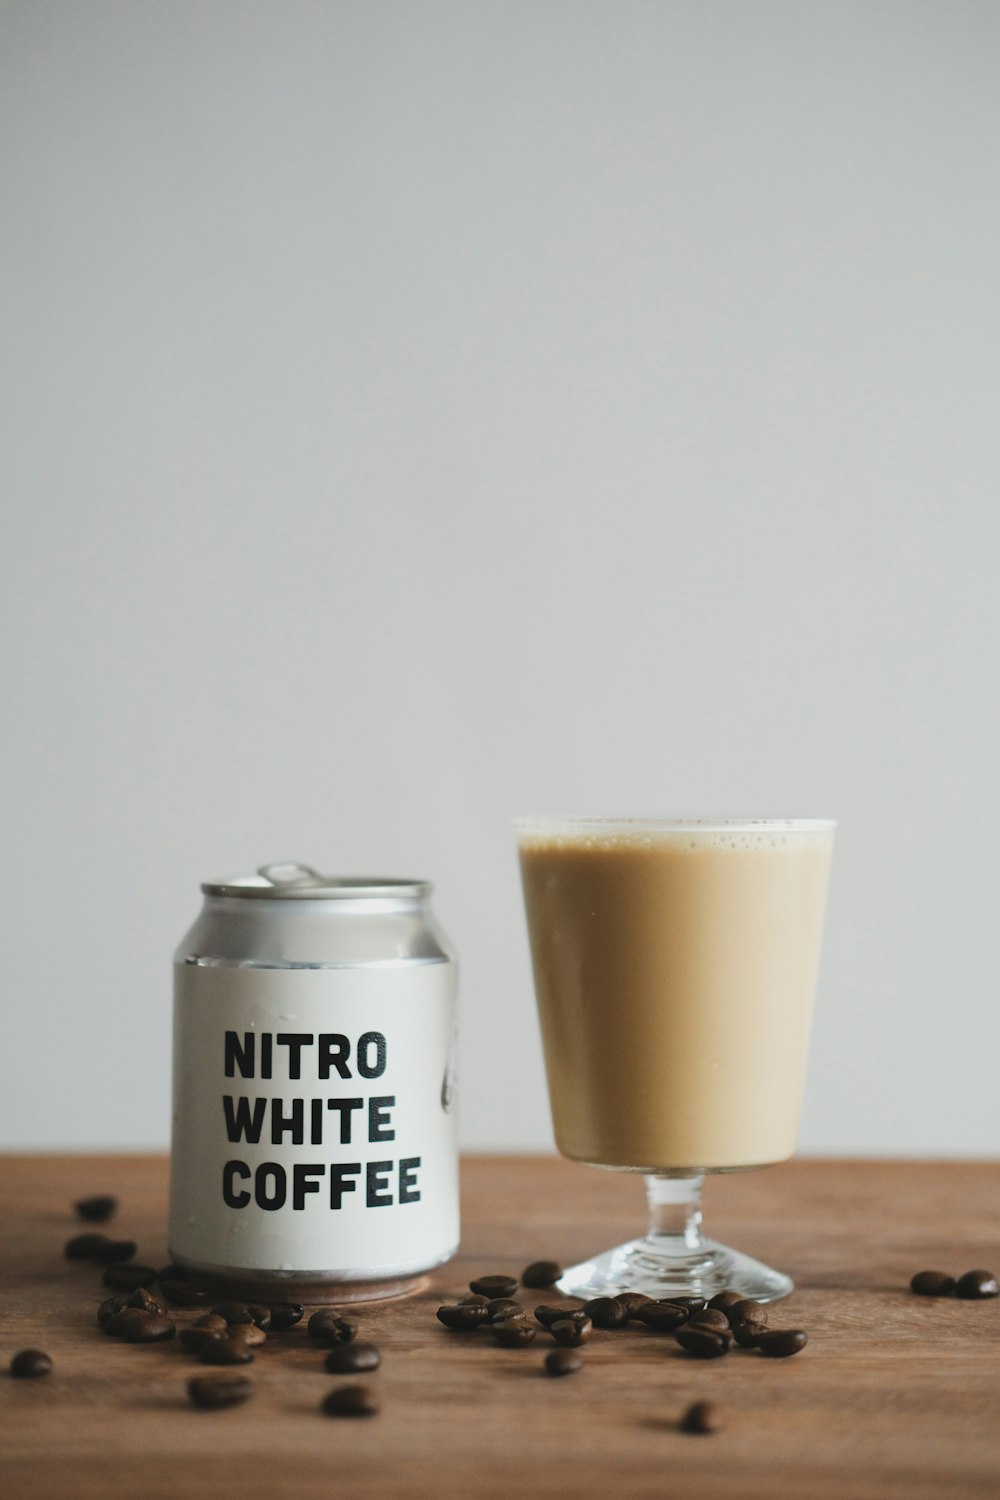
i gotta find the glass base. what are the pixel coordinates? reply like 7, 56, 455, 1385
556, 1234, 792, 1303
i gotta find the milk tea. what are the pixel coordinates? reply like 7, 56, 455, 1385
518, 823, 833, 1171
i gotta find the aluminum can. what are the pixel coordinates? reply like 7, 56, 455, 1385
169, 862, 459, 1302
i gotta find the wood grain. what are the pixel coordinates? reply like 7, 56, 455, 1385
1, 1155, 998, 1499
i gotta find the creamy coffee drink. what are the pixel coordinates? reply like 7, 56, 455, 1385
518, 821, 834, 1172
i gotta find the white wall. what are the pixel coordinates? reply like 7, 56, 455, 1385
2, 0, 998, 1157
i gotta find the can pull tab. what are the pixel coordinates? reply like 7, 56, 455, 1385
257, 862, 327, 888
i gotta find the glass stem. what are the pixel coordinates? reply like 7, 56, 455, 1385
644, 1173, 705, 1253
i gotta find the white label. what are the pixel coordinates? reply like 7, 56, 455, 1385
169, 962, 459, 1277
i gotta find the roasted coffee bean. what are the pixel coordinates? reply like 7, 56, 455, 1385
199, 1337, 253, 1365
492, 1318, 537, 1347
458, 1294, 491, 1307
321, 1383, 379, 1418
247, 1306, 272, 1331
325, 1341, 381, 1374
267, 1303, 304, 1331
910, 1270, 956, 1296
437, 1304, 490, 1331
128, 1287, 168, 1317
615, 1292, 652, 1320
639, 1302, 690, 1333
956, 1269, 999, 1300
675, 1325, 730, 1359
102, 1263, 158, 1292
550, 1317, 592, 1347
672, 1296, 708, 1314
756, 1329, 808, 1358
486, 1299, 525, 1322
728, 1298, 767, 1328
119, 1310, 176, 1343
680, 1399, 719, 1434
584, 1297, 628, 1330
212, 1301, 254, 1326
188, 1373, 253, 1410
160, 1279, 210, 1307
708, 1290, 744, 1312
75, 1195, 117, 1223
316, 1317, 358, 1348
66, 1232, 114, 1260
731, 1321, 768, 1348
522, 1260, 563, 1289
193, 1313, 229, 1333
229, 1322, 267, 1347
308, 1309, 344, 1338
10, 1349, 52, 1378
687, 1309, 731, 1333
97, 1294, 129, 1327
469, 1274, 519, 1299
544, 1348, 582, 1377
533, 1304, 585, 1329
180, 1328, 227, 1353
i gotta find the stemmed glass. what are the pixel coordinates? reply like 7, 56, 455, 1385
516, 817, 835, 1302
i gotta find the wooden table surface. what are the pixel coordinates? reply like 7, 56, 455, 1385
1, 1155, 998, 1499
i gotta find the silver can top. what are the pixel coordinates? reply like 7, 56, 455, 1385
201, 862, 432, 901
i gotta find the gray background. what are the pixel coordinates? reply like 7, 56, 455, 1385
2, 0, 998, 1156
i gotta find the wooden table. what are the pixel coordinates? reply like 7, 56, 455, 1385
1, 1155, 998, 1499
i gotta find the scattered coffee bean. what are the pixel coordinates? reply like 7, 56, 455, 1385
160, 1279, 210, 1307
247, 1305, 272, 1330
731, 1321, 768, 1348
325, 1341, 381, 1374
675, 1325, 730, 1359
102, 1263, 158, 1292
188, 1373, 253, 1410
180, 1328, 227, 1354
10, 1349, 52, 1378
544, 1348, 582, 1377
321, 1384, 379, 1417
615, 1292, 652, 1320
486, 1299, 524, 1322
756, 1329, 808, 1358
708, 1291, 744, 1313
437, 1304, 490, 1331
638, 1302, 690, 1333
308, 1310, 342, 1338
680, 1399, 719, 1434
584, 1297, 628, 1330
533, 1304, 585, 1329
193, 1313, 229, 1333
956, 1269, 999, 1300
469, 1275, 519, 1299
97, 1294, 129, 1328
910, 1270, 956, 1296
119, 1310, 176, 1344
128, 1287, 168, 1317
492, 1318, 537, 1348
458, 1294, 491, 1307
316, 1317, 358, 1347
550, 1317, 592, 1347
267, 1303, 304, 1331
212, 1301, 254, 1326
65, 1232, 114, 1260
199, 1337, 253, 1365
522, 1260, 563, 1289
672, 1296, 708, 1314
75, 1195, 117, 1224
687, 1309, 731, 1333
727, 1299, 766, 1328
229, 1322, 267, 1347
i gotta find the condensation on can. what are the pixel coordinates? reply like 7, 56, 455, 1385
169, 863, 459, 1303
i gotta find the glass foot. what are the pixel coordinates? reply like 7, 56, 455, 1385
556, 1235, 792, 1303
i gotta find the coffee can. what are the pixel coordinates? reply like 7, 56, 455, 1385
169, 862, 459, 1302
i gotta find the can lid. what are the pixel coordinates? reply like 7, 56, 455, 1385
201, 862, 432, 900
